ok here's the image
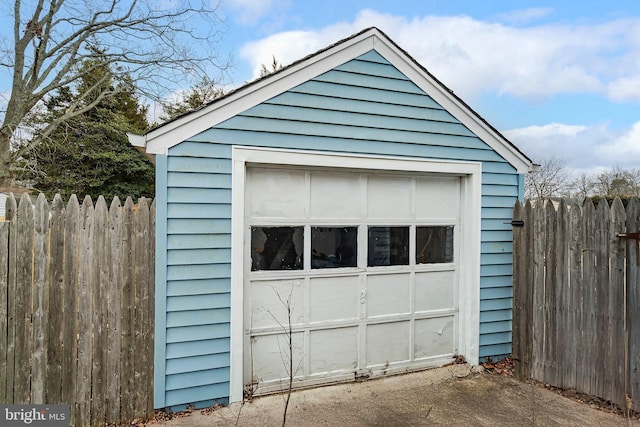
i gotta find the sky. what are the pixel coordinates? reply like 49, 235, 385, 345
212, 0, 640, 176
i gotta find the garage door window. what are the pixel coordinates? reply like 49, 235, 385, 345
251, 226, 304, 271
311, 227, 357, 269
368, 226, 409, 267
416, 226, 454, 264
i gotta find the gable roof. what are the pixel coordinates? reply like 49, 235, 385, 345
129, 27, 533, 173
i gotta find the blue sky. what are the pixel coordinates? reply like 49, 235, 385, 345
213, 0, 640, 175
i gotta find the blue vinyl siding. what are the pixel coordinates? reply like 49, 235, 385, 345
156, 50, 520, 408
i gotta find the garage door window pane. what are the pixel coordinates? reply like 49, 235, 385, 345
251, 226, 303, 271
311, 227, 357, 269
416, 226, 454, 264
368, 227, 409, 267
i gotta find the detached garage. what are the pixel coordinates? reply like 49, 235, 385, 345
129, 27, 533, 410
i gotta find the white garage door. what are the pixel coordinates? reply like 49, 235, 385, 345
243, 166, 462, 395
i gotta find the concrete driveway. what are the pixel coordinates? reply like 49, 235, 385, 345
149, 366, 638, 426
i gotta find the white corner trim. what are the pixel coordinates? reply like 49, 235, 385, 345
228, 146, 482, 401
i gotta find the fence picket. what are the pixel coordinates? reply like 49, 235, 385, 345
531, 199, 546, 380
62, 195, 79, 427
15, 194, 34, 403
543, 201, 558, 384
135, 198, 151, 418
106, 197, 123, 424
568, 200, 583, 392
0, 217, 9, 403
610, 198, 626, 407
91, 196, 108, 425
47, 195, 65, 404
32, 194, 50, 403
5, 194, 17, 403
76, 196, 94, 427
627, 198, 640, 409
120, 197, 136, 421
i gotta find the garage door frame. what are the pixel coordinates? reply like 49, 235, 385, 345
229, 146, 482, 402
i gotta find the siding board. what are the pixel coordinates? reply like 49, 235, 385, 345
167, 248, 231, 265
167, 323, 230, 343
168, 172, 231, 189
166, 339, 231, 359
166, 263, 230, 281
241, 104, 476, 137
166, 368, 230, 391
166, 309, 231, 328
166, 353, 230, 375
267, 92, 458, 123
168, 188, 232, 204
193, 129, 502, 162
314, 69, 426, 95
165, 383, 229, 408
166, 293, 231, 312
291, 80, 443, 108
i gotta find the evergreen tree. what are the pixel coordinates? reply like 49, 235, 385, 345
160, 76, 224, 122
15, 48, 155, 200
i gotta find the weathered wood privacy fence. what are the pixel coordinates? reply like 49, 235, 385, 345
512, 197, 640, 411
0, 193, 155, 427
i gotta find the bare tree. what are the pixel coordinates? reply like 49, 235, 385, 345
594, 166, 640, 197
0, 0, 229, 184
525, 156, 571, 199
569, 172, 596, 199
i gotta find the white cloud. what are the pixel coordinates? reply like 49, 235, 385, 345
226, 0, 276, 25
496, 8, 554, 25
608, 76, 640, 102
505, 122, 640, 171
239, 9, 640, 103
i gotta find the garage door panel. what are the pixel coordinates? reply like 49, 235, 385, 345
309, 327, 359, 373
366, 321, 410, 366
251, 332, 306, 384
367, 176, 412, 218
310, 172, 363, 218
249, 280, 304, 330
414, 316, 455, 359
415, 271, 456, 312
309, 276, 360, 323
415, 177, 460, 219
248, 168, 307, 218
366, 273, 410, 317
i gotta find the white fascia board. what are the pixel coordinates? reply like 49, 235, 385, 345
372, 37, 532, 174
127, 132, 147, 148
144, 32, 378, 155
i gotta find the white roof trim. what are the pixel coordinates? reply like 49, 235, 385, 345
131, 28, 532, 173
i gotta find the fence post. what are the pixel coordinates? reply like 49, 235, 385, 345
627, 198, 640, 410
609, 198, 626, 408
512, 200, 530, 380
